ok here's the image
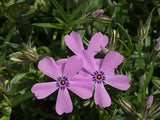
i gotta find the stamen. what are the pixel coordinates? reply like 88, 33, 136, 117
61, 80, 65, 85
92, 71, 105, 84
56, 76, 69, 90
97, 74, 102, 79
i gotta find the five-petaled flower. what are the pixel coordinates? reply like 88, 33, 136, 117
32, 31, 131, 115
79, 50, 130, 108
64, 31, 108, 56
31, 56, 94, 115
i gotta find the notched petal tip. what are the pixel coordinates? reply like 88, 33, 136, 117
106, 75, 131, 91
56, 89, 73, 115
100, 51, 124, 73
94, 84, 111, 108
87, 32, 109, 56
31, 82, 58, 99
64, 31, 84, 55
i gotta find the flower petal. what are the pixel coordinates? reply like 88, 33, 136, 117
31, 82, 58, 99
63, 56, 83, 78
105, 75, 130, 90
87, 32, 108, 56
56, 58, 68, 73
69, 75, 94, 99
100, 51, 123, 74
81, 50, 98, 74
56, 58, 68, 66
38, 56, 62, 80
94, 83, 111, 108
56, 89, 73, 115
95, 58, 103, 68
64, 31, 84, 55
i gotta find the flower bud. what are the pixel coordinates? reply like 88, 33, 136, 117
23, 44, 38, 62
10, 56, 28, 63
146, 95, 153, 109
10, 44, 38, 63
138, 23, 148, 42
152, 80, 160, 90
149, 103, 160, 117
92, 9, 104, 17
107, 29, 117, 50
97, 15, 112, 24
118, 97, 135, 114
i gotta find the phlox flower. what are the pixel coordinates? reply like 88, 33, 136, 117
64, 31, 108, 56
80, 50, 131, 108
31, 56, 93, 115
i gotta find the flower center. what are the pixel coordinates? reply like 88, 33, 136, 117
92, 71, 105, 84
60, 80, 66, 85
56, 76, 69, 90
97, 74, 102, 79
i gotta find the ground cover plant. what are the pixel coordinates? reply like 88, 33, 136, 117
1, 0, 160, 120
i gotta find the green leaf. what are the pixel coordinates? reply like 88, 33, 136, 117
141, 56, 157, 104
145, 8, 155, 35
51, 0, 68, 22
3, 95, 12, 107
55, 17, 65, 24
69, 0, 90, 21
71, 18, 92, 26
118, 39, 131, 55
5, 26, 16, 43
116, 22, 133, 51
11, 91, 34, 106
0, 116, 10, 120
135, 43, 144, 57
8, 80, 34, 95
134, 58, 145, 69
10, 73, 27, 85
32, 23, 63, 29
0, 36, 4, 41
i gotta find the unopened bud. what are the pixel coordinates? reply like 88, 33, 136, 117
138, 23, 148, 42
107, 29, 117, 50
92, 9, 104, 17
146, 95, 153, 109
149, 103, 160, 117
10, 56, 28, 63
97, 15, 112, 24
23, 44, 38, 62
152, 80, 160, 90
118, 97, 135, 114
24, 51, 38, 62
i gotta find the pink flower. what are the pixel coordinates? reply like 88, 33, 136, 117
80, 51, 131, 108
146, 95, 153, 109
64, 31, 108, 56
92, 9, 104, 17
31, 56, 93, 115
